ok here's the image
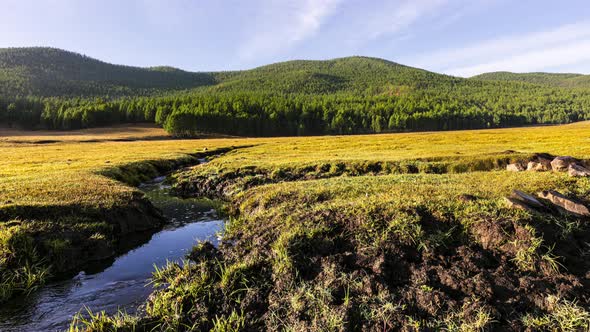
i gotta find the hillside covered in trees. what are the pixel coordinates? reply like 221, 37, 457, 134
1, 47, 590, 136
0, 47, 216, 96
0, 48, 460, 97
472, 71, 590, 88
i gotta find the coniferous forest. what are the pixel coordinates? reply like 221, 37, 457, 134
2, 47, 590, 136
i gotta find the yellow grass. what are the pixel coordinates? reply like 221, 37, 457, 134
0, 124, 170, 143
1, 121, 589, 213
205, 121, 590, 168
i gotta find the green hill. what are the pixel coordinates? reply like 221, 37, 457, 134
2, 47, 590, 135
471, 71, 590, 88
0, 47, 216, 96
208, 56, 460, 94
0, 48, 461, 97
3, 47, 590, 98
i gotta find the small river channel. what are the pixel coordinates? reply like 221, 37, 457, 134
0, 176, 223, 332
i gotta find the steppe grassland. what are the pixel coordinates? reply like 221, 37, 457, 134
1, 121, 589, 211
2, 122, 590, 330
204, 121, 590, 168
72, 122, 590, 331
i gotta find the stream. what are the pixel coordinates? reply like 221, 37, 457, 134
0, 176, 223, 332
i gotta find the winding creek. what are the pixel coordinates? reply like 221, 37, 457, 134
0, 176, 223, 332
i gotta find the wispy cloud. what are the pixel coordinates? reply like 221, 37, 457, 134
338, 0, 452, 49
238, 0, 342, 61
362, 0, 449, 40
448, 40, 590, 77
408, 21, 590, 76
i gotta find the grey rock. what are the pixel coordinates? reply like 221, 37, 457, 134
507, 163, 525, 172
527, 160, 551, 172
551, 156, 576, 172
504, 197, 535, 212
568, 164, 590, 177
537, 190, 590, 217
510, 190, 544, 208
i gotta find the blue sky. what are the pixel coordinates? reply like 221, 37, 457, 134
2, 0, 590, 76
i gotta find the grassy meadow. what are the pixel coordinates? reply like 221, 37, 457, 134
201, 121, 590, 168
2, 121, 587, 213
1, 122, 590, 330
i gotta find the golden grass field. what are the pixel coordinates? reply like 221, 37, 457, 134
0, 124, 170, 143
2, 122, 589, 331
1, 121, 589, 212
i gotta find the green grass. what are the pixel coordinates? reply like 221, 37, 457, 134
522, 295, 590, 331
2, 122, 590, 329
94, 169, 589, 330
185, 121, 590, 171
0, 128, 245, 302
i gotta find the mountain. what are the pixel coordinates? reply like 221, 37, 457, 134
5, 47, 590, 99
2, 48, 590, 135
471, 71, 590, 88
0, 47, 215, 96
0, 48, 463, 97
208, 56, 461, 94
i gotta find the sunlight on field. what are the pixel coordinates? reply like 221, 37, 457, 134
2, 123, 590, 330
0, 124, 170, 143
0, 136, 244, 208
208, 121, 590, 168
1, 121, 589, 211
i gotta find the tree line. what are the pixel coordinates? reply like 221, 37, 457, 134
2, 82, 590, 136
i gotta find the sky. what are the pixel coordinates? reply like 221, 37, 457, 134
2, 0, 590, 77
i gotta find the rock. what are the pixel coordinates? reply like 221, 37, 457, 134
568, 164, 590, 177
527, 158, 552, 172
510, 190, 544, 208
537, 190, 590, 217
507, 163, 525, 172
551, 156, 576, 172
504, 197, 535, 212
527, 161, 547, 172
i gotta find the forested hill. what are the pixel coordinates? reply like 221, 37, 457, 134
0, 47, 216, 96
472, 71, 590, 88
3, 47, 590, 98
0, 48, 460, 97
208, 56, 460, 94
2, 47, 590, 136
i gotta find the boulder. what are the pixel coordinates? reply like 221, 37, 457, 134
527, 161, 550, 172
507, 163, 525, 172
551, 156, 576, 172
568, 164, 590, 177
537, 190, 590, 217
527, 155, 552, 171
504, 197, 535, 212
510, 190, 544, 208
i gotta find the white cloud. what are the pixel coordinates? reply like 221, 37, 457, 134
362, 0, 448, 40
238, 0, 342, 61
337, 0, 452, 49
408, 21, 590, 76
447, 39, 590, 77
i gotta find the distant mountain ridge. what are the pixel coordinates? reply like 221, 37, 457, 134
208, 56, 462, 94
2, 47, 590, 136
472, 71, 590, 88
0, 47, 460, 97
0, 47, 215, 96
1, 47, 589, 97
